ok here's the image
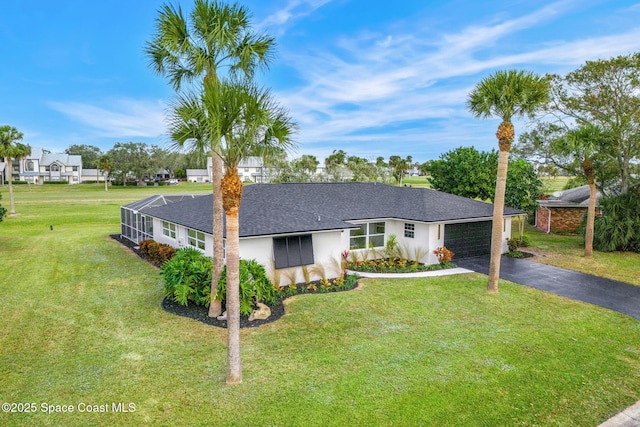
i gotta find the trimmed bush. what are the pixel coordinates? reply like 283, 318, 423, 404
139, 239, 176, 266
161, 247, 212, 307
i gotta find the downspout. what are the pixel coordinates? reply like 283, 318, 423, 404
542, 205, 551, 234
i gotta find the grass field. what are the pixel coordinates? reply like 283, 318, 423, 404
1, 183, 640, 426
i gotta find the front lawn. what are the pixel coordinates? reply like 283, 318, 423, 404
1, 184, 640, 426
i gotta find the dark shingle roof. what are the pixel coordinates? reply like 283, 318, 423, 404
136, 182, 523, 237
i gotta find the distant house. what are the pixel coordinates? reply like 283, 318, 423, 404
121, 182, 521, 282
535, 185, 602, 233
81, 169, 108, 182
201, 156, 268, 183
186, 169, 210, 183
16, 147, 83, 184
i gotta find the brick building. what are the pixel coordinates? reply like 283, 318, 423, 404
535, 185, 601, 233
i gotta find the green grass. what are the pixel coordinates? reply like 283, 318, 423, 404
2, 184, 640, 426
540, 176, 574, 195
400, 175, 431, 188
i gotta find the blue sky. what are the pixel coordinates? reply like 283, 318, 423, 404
2, 0, 640, 163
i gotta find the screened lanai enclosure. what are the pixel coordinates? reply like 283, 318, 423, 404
120, 194, 202, 244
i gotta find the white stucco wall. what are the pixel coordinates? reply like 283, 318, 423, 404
241, 230, 346, 283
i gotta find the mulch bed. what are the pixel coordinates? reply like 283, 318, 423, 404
110, 234, 352, 329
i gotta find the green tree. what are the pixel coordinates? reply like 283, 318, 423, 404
467, 69, 550, 293
96, 154, 112, 192
504, 158, 543, 217
388, 155, 410, 185
65, 144, 102, 169
0, 125, 25, 214
547, 53, 640, 195
147, 0, 275, 337
324, 149, 347, 181
427, 147, 496, 200
296, 154, 319, 177
346, 155, 377, 182
107, 142, 153, 184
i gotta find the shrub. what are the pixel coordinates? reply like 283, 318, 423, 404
0, 193, 6, 222
215, 260, 277, 316
507, 237, 520, 252
593, 193, 640, 252
433, 246, 454, 264
138, 239, 176, 266
161, 248, 212, 307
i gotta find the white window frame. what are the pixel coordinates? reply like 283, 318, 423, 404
349, 221, 385, 249
162, 221, 176, 239
188, 229, 206, 250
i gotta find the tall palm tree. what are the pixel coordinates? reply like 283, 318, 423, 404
0, 125, 25, 215
146, 0, 275, 318
97, 154, 112, 192
216, 80, 296, 385
467, 70, 550, 293
563, 124, 604, 258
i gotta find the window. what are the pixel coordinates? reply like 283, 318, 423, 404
349, 222, 385, 249
72, 166, 78, 172
51, 164, 60, 172
244, 168, 249, 172
162, 221, 176, 238
188, 229, 205, 250
273, 234, 314, 269
45, 166, 50, 172
27, 161, 34, 171
404, 223, 415, 238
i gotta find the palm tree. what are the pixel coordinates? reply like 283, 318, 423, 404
0, 125, 25, 215
14, 143, 32, 190
218, 80, 296, 384
563, 124, 604, 258
467, 70, 550, 293
146, 0, 275, 318
97, 154, 112, 192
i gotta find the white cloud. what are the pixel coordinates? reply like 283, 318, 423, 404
48, 98, 167, 139
274, 1, 640, 160
259, 0, 333, 32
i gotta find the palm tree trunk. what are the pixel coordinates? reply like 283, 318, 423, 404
221, 167, 243, 385
487, 147, 510, 293
104, 173, 109, 192
208, 152, 224, 317
584, 159, 596, 258
7, 156, 15, 214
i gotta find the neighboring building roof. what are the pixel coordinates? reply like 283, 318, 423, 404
539, 185, 602, 208
40, 151, 82, 167
186, 169, 209, 176
130, 182, 523, 238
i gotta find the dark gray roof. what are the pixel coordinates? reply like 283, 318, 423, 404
245, 183, 522, 222
134, 182, 523, 238
539, 184, 602, 207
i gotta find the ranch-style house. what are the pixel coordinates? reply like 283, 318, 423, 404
120, 182, 522, 282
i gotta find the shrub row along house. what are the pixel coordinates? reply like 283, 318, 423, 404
120, 182, 522, 282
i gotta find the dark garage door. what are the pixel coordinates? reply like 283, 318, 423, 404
444, 221, 492, 258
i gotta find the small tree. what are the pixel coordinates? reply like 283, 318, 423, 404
0, 125, 25, 215
97, 154, 112, 191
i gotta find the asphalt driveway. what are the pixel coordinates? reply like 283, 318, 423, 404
455, 255, 640, 321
